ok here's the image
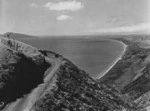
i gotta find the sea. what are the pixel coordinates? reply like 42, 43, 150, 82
16, 37, 124, 78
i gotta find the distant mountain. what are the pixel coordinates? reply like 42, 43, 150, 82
0, 33, 150, 111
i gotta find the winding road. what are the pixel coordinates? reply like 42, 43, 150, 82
1, 38, 62, 111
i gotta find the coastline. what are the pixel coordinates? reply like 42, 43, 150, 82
97, 40, 127, 79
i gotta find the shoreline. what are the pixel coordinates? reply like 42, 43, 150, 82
97, 40, 127, 79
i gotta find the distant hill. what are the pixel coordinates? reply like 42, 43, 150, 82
2, 32, 37, 39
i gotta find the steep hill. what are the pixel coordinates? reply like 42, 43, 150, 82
0, 36, 50, 109
0, 33, 150, 111
31, 51, 138, 111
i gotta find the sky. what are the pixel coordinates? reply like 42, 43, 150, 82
0, 0, 149, 35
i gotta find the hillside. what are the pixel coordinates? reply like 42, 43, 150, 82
30, 50, 139, 111
0, 36, 50, 110
99, 36, 150, 110
0, 33, 150, 111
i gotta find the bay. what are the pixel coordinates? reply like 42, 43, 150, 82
17, 37, 124, 78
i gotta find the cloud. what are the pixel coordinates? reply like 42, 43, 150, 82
91, 23, 150, 33
30, 3, 38, 8
45, 0, 84, 11
56, 15, 72, 21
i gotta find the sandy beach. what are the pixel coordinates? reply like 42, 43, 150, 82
98, 40, 127, 79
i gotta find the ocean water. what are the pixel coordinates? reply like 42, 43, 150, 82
17, 37, 124, 78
